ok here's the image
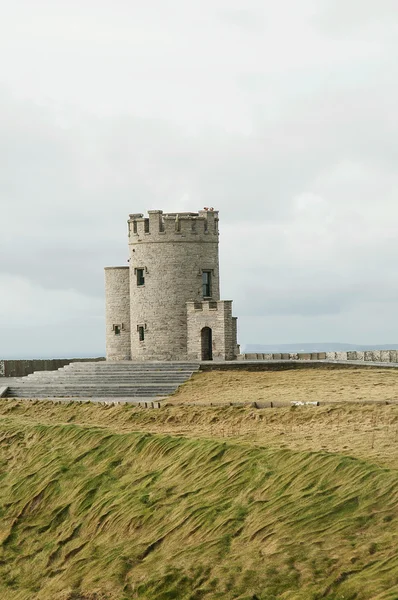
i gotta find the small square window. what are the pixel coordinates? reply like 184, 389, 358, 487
138, 326, 145, 341
137, 268, 145, 286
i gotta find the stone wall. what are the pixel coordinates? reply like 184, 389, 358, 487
105, 267, 131, 361
128, 210, 220, 361
0, 357, 105, 378
238, 350, 398, 363
187, 301, 237, 361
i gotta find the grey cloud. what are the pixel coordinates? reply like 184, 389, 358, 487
217, 8, 266, 32
315, 0, 398, 34
2, 1, 398, 355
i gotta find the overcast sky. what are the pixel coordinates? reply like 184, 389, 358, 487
1, 0, 398, 358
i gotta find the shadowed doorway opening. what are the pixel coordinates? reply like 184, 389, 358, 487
201, 327, 213, 361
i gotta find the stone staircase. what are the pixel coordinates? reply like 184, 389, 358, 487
5, 361, 200, 400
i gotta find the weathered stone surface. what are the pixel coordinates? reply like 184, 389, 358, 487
263, 354, 273, 360
105, 209, 238, 362
326, 352, 336, 360
318, 352, 327, 360
187, 301, 236, 361
289, 353, 298, 360
105, 267, 131, 361
0, 358, 104, 378
245, 353, 258, 360
390, 351, 398, 363
272, 354, 282, 360
128, 211, 220, 361
281, 353, 290, 360
380, 351, 391, 363
298, 354, 311, 360
335, 352, 348, 361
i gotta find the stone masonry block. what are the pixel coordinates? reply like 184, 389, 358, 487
390, 350, 398, 363
326, 352, 336, 360
380, 351, 391, 363
335, 352, 348, 361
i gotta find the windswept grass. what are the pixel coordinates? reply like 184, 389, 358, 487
2, 396, 398, 468
0, 412, 398, 599
2, 367, 398, 599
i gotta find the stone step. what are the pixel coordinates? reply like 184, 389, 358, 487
6, 389, 171, 400
23, 367, 197, 374
20, 379, 193, 386
63, 363, 199, 369
22, 374, 193, 382
10, 381, 181, 389
6, 361, 199, 399
7, 386, 177, 396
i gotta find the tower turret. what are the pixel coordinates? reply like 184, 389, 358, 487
104, 266, 131, 360
128, 210, 220, 361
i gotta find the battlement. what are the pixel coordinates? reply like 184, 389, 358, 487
128, 209, 219, 242
186, 300, 233, 314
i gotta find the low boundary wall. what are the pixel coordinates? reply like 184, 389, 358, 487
238, 351, 398, 363
0, 358, 105, 378
200, 360, 395, 372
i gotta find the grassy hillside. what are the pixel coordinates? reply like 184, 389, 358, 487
172, 368, 398, 406
1, 368, 398, 599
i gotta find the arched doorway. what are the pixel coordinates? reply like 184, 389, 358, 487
201, 327, 213, 361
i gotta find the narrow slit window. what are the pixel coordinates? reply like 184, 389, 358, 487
144, 219, 150, 233
202, 271, 211, 298
138, 326, 145, 341
114, 325, 121, 335
133, 221, 137, 234
136, 268, 145, 286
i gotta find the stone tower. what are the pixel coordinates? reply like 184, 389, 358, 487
105, 209, 238, 361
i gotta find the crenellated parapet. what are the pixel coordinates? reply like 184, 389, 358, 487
128, 210, 219, 243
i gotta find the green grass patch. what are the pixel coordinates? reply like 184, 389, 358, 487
0, 415, 398, 598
